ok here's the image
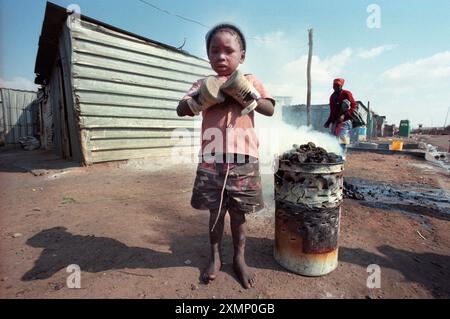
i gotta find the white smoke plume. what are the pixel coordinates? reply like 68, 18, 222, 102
255, 104, 343, 216
255, 105, 343, 175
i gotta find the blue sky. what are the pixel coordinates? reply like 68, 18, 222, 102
1, 0, 450, 127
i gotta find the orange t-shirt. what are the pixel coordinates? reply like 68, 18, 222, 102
182, 74, 275, 159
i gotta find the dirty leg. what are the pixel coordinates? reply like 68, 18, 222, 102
230, 210, 256, 289
202, 207, 226, 283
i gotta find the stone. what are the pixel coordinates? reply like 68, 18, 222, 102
31, 169, 48, 176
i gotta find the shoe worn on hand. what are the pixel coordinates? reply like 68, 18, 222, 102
221, 70, 261, 115
187, 76, 226, 115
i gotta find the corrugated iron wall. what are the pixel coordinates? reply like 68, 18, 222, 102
0, 88, 37, 145
282, 104, 330, 133
69, 20, 210, 163
0, 92, 3, 145
39, 87, 55, 150
282, 103, 380, 142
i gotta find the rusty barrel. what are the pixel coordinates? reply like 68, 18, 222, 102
274, 159, 344, 276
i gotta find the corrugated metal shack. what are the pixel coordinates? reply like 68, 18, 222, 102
282, 104, 330, 133
34, 2, 210, 164
0, 88, 38, 146
373, 114, 386, 138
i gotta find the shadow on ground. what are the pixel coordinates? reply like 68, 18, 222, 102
22, 227, 450, 297
340, 245, 450, 298
21, 227, 282, 287
0, 148, 80, 173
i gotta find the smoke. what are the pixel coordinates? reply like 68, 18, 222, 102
255, 105, 343, 175
255, 104, 343, 216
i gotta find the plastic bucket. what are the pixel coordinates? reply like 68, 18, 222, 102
391, 140, 403, 151
358, 126, 367, 142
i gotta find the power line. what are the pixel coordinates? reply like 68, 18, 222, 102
136, 0, 210, 29
135, 0, 289, 44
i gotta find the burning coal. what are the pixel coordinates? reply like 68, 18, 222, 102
281, 142, 343, 164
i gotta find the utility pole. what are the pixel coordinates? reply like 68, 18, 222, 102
306, 28, 313, 127
443, 105, 450, 128
367, 101, 371, 140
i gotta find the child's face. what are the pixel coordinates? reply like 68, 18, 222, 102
208, 31, 245, 76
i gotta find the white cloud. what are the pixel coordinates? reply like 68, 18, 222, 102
382, 51, 450, 82
357, 45, 398, 59
240, 31, 289, 81
250, 31, 449, 128
252, 31, 285, 48
323, 48, 353, 74
0, 76, 38, 91
264, 48, 353, 104
363, 51, 450, 127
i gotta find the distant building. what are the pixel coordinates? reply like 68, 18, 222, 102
282, 104, 330, 133
0, 88, 38, 146
281, 101, 387, 142
273, 96, 293, 107
383, 124, 396, 137
357, 101, 386, 139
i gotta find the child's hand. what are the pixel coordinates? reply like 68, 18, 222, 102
187, 76, 225, 115
221, 70, 261, 115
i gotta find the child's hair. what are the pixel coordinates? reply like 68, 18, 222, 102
205, 23, 247, 52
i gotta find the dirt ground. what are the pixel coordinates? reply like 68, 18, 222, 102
417, 134, 450, 152
0, 147, 449, 299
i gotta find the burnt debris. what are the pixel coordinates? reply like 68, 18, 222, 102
343, 181, 365, 200
282, 142, 343, 164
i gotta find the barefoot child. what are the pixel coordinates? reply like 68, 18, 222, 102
176, 23, 275, 289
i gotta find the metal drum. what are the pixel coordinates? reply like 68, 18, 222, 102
274, 159, 344, 276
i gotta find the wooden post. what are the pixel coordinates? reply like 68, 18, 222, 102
306, 29, 313, 127
367, 101, 371, 140
443, 105, 450, 128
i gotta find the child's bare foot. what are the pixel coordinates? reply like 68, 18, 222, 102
201, 257, 222, 283
233, 256, 256, 289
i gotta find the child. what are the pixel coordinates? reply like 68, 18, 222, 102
176, 23, 275, 289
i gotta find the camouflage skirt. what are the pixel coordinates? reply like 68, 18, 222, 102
191, 158, 264, 215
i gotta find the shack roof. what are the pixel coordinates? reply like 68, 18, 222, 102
34, 2, 203, 84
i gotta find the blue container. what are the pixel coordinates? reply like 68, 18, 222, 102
358, 126, 367, 141
359, 127, 367, 135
